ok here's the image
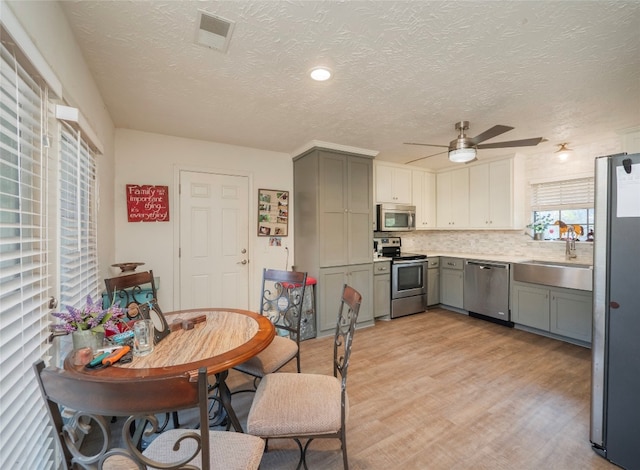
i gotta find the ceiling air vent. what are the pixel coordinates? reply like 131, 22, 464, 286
195, 10, 235, 53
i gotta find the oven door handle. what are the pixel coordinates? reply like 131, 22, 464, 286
393, 259, 427, 265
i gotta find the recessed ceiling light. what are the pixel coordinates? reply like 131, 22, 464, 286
310, 67, 332, 81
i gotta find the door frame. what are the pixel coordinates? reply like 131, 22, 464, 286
172, 164, 254, 310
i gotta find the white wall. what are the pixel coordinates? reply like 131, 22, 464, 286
6, 0, 116, 284
113, 129, 293, 311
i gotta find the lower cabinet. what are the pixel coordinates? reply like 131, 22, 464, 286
373, 261, 391, 318
511, 281, 593, 343
550, 289, 593, 342
427, 257, 440, 306
440, 257, 464, 309
318, 263, 373, 336
511, 283, 549, 330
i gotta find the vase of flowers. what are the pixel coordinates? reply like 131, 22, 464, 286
527, 214, 554, 240
51, 295, 127, 351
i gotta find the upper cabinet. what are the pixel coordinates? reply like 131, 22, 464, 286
376, 155, 524, 232
294, 148, 373, 268
437, 167, 469, 228
468, 156, 524, 229
374, 162, 412, 204
412, 169, 436, 229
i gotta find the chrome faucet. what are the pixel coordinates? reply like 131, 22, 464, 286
566, 226, 577, 259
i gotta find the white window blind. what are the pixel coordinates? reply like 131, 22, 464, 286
59, 123, 100, 310
531, 177, 595, 211
0, 45, 54, 469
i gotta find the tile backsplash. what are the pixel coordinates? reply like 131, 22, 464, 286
400, 230, 594, 264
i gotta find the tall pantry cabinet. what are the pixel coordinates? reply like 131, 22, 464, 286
293, 146, 375, 337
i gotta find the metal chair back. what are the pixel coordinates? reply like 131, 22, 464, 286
260, 268, 307, 342
33, 360, 210, 470
104, 270, 157, 307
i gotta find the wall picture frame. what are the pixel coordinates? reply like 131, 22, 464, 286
258, 189, 288, 237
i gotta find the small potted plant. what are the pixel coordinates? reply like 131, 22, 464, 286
50, 295, 127, 351
527, 214, 554, 240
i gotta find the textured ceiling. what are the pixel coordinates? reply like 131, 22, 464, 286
60, 0, 640, 169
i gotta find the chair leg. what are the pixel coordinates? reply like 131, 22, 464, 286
293, 438, 306, 470
342, 431, 349, 470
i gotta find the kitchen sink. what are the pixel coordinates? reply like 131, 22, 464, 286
512, 260, 593, 291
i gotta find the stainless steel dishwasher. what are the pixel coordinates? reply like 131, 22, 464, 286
463, 260, 510, 322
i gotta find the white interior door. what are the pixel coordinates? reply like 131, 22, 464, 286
179, 170, 250, 309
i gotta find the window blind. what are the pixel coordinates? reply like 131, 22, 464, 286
0, 45, 54, 469
59, 123, 100, 310
531, 177, 595, 211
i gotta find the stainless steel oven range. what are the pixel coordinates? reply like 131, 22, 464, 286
374, 237, 427, 318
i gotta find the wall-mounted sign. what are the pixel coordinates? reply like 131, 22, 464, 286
126, 184, 170, 222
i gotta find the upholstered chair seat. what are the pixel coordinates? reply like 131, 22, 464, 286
247, 373, 347, 437
145, 429, 264, 470
234, 335, 299, 377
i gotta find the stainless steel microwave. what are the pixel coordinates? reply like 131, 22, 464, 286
376, 203, 416, 232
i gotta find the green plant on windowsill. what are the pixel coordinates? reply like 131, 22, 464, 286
527, 214, 554, 239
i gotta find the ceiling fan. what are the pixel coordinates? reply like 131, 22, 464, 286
405, 121, 545, 164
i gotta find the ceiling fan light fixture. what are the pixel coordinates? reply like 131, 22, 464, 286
449, 147, 477, 163
556, 143, 573, 161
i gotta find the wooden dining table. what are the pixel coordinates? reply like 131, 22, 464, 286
64, 308, 275, 432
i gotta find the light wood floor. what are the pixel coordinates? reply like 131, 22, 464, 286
226, 307, 617, 469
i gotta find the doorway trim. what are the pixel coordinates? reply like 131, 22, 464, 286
172, 164, 254, 310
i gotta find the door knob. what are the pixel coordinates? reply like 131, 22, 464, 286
241, 248, 247, 254
238, 259, 248, 265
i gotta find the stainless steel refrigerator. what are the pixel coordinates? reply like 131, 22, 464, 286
591, 152, 640, 469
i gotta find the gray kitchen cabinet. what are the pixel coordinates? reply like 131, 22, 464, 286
373, 261, 391, 318
375, 162, 412, 204
412, 169, 436, 229
318, 264, 374, 335
436, 168, 469, 228
511, 282, 550, 330
427, 257, 440, 306
294, 146, 375, 337
511, 280, 592, 343
317, 151, 373, 266
440, 257, 464, 309
550, 289, 592, 343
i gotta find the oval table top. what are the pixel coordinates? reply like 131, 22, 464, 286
64, 308, 275, 382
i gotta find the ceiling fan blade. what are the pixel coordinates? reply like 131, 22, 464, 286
477, 137, 545, 149
469, 125, 514, 145
404, 142, 449, 149
405, 150, 448, 164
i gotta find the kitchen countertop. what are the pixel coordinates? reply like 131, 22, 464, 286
372, 252, 591, 266
412, 251, 592, 266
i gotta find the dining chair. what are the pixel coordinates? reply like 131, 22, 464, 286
246, 284, 362, 470
33, 360, 265, 470
233, 268, 308, 388
104, 270, 157, 308
104, 269, 179, 429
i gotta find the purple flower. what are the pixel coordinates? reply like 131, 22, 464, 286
50, 294, 129, 333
